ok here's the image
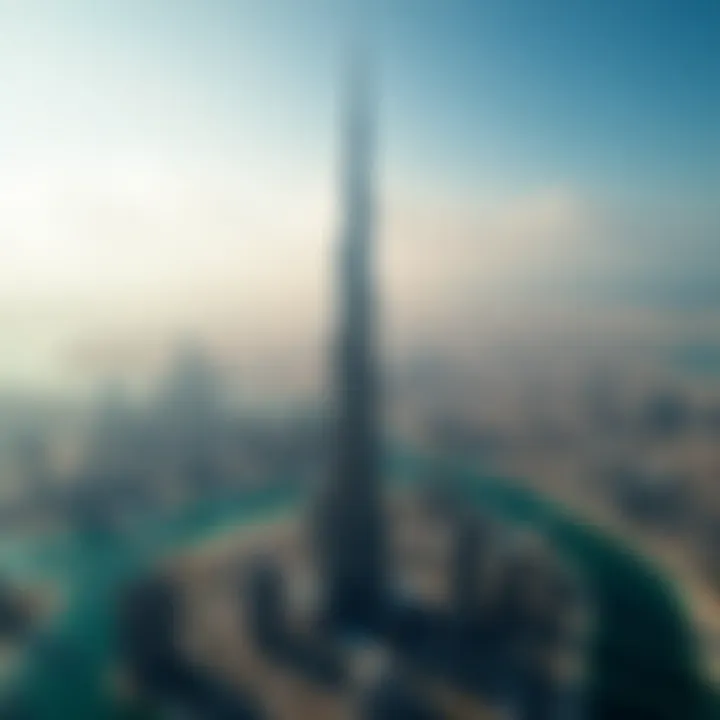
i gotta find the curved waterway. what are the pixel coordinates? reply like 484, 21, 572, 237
1, 485, 301, 720
0, 459, 714, 720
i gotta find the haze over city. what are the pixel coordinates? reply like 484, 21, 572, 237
0, 3, 719, 719
1, 0, 717, 394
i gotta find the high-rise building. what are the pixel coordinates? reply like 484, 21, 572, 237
120, 46, 592, 720
315, 55, 385, 629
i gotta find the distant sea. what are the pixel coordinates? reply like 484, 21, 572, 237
671, 343, 720, 378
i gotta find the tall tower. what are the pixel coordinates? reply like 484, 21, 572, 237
316, 53, 385, 629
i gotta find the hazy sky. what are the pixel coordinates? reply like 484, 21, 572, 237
0, 0, 718, 390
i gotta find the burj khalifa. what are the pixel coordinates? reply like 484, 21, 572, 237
316, 54, 386, 630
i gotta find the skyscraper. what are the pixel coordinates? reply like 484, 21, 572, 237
120, 39, 592, 720
316, 54, 385, 629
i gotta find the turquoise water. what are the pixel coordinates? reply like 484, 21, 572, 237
3, 485, 300, 719
1, 460, 713, 719
394, 452, 711, 720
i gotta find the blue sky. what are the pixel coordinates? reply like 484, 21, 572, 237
0, 0, 718, 387
384, 1, 718, 200
3, 0, 717, 194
